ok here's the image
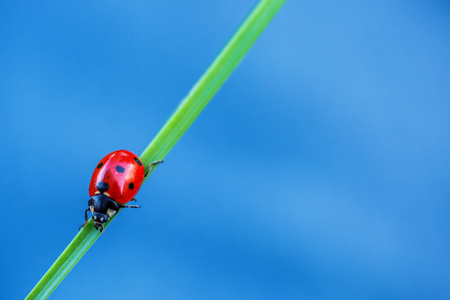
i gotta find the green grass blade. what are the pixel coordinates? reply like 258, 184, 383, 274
140, 0, 286, 166
25, 0, 286, 299
24, 222, 109, 300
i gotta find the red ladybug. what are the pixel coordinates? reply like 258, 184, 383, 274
80, 150, 162, 232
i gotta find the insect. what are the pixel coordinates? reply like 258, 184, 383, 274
80, 150, 162, 232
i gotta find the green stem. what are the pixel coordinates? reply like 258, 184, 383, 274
140, 0, 287, 166
25, 0, 286, 299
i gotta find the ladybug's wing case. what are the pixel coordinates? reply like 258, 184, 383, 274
89, 151, 115, 197
89, 150, 146, 204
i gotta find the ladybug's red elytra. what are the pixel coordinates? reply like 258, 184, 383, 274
80, 150, 162, 232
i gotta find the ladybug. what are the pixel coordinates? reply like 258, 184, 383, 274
80, 150, 162, 232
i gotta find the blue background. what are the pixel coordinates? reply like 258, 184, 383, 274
1, 1, 450, 299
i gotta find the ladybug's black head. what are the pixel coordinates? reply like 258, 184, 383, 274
92, 212, 108, 229
87, 194, 120, 232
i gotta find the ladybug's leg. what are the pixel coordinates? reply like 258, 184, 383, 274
144, 160, 164, 178
78, 208, 90, 230
118, 204, 141, 209
128, 198, 140, 205
84, 208, 90, 223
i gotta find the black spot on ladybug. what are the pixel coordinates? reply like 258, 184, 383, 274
116, 165, 125, 173
97, 181, 110, 193
128, 182, 134, 190
134, 157, 142, 166
96, 162, 103, 169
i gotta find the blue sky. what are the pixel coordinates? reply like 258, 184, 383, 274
1, 1, 450, 299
